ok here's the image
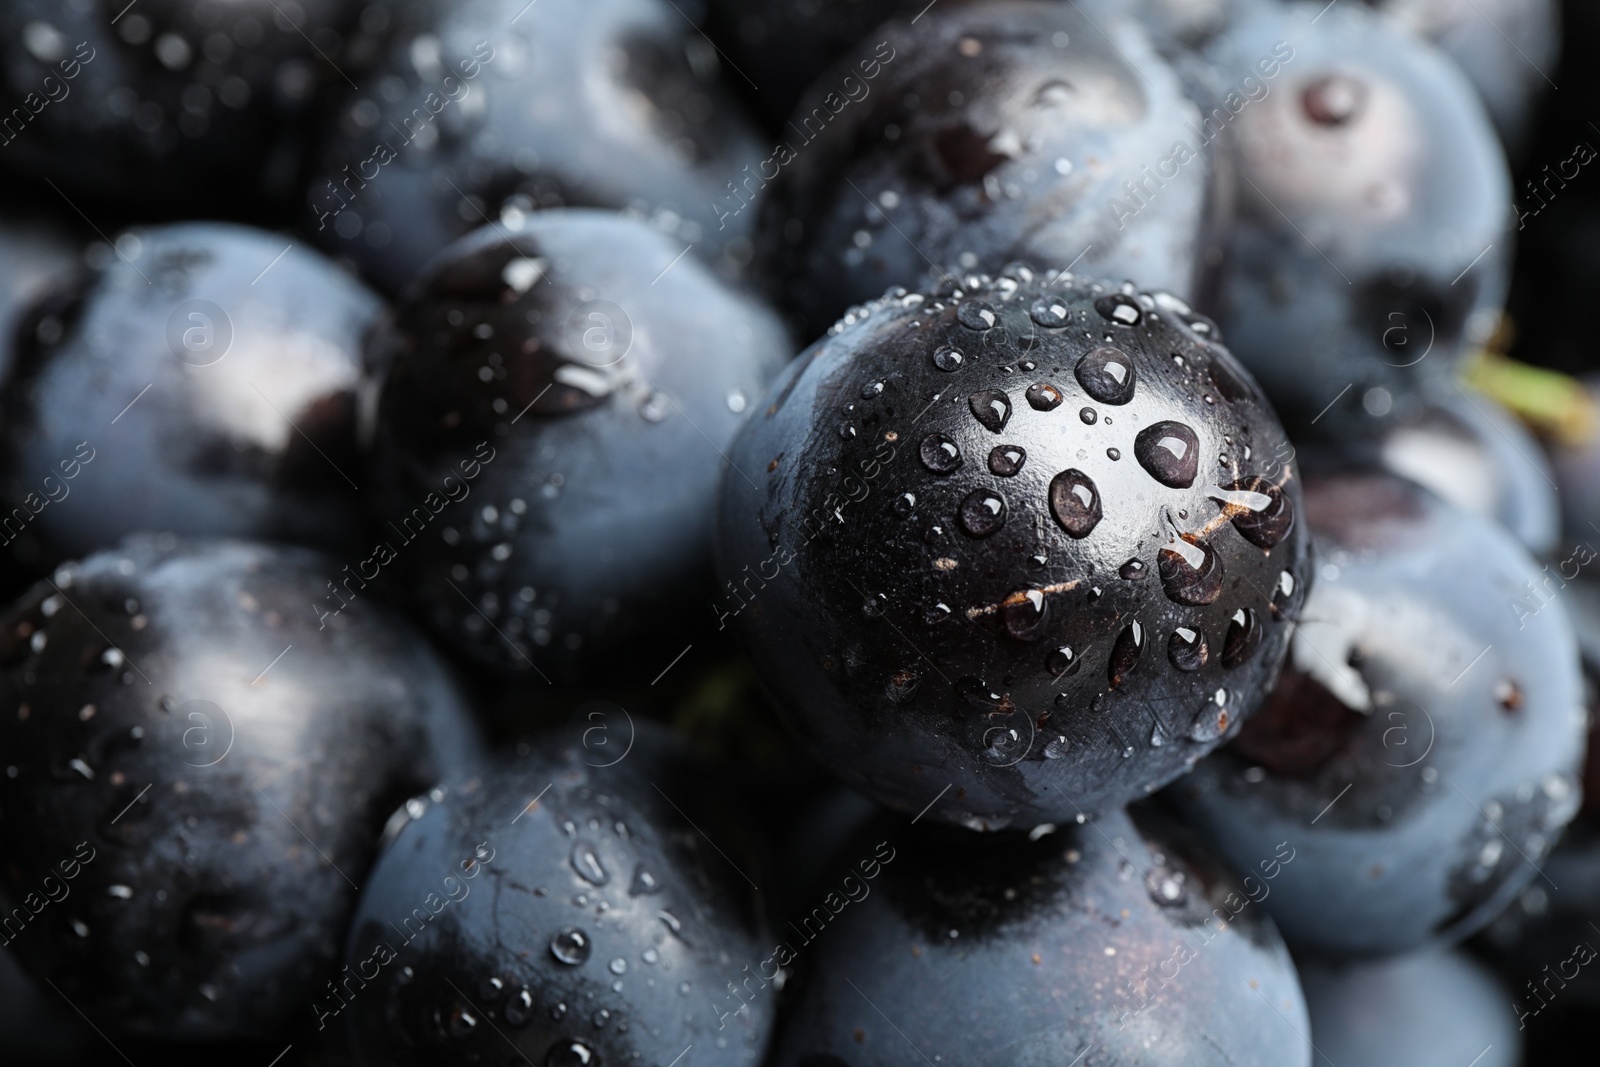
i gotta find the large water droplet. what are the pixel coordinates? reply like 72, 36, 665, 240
570, 841, 608, 885
546, 1039, 600, 1066
1074, 346, 1136, 405
919, 433, 963, 474
1094, 293, 1142, 326
959, 488, 1007, 537
1026, 382, 1063, 411
549, 927, 592, 966
969, 389, 1012, 432
1118, 558, 1146, 580
933, 345, 964, 371
1079, 407, 1097, 425
1135, 421, 1199, 488
988, 445, 1026, 476
1029, 296, 1071, 327
1158, 533, 1223, 605
999, 589, 1049, 641
1108, 621, 1145, 689
1221, 608, 1262, 668
1211, 477, 1294, 550
958, 301, 999, 330
1048, 469, 1102, 538
504, 988, 535, 1027
1167, 627, 1207, 672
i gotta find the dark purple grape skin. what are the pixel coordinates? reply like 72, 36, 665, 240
341, 723, 773, 1067
1199, 2, 1511, 435
769, 807, 1311, 1067
701, 0, 925, 132
1173, 472, 1585, 957
367, 209, 789, 683
1298, 948, 1522, 1067
716, 268, 1310, 830
0, 536, 485, 1040
0, 222, 380, 571
306, 0, 765, 294
759, 1, 1223, 337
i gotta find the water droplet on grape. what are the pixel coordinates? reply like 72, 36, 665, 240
1135, 421, 1199, 488
959, 488, 1007, 537
1108, 621, 1145, 688
919, 433, 963, 474
988, 445, 1026, 476
1048, 469, 1101, 538
1074, 346, 1136, 405
550, 927, 592, 966
1222, 608, 1262, 668
1167, 627, 1207, 672
969, 389, 1012, 432
1026, 382, 1063, 410
999, 589, 1049, 641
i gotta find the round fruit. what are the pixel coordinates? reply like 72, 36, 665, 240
760, 0, 1220, 336
341, 723, 773, 1066
769, 807, 1311, 1067
0, 222, 380, 570
368, 209, 790, 681
717, 268, 1310, 830
306, 0, 765, 293
0, 536, 485, 1039
1174, 471, 1585, 956
1298, 947, 1522, 1067
1201, 1, 1510, 432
